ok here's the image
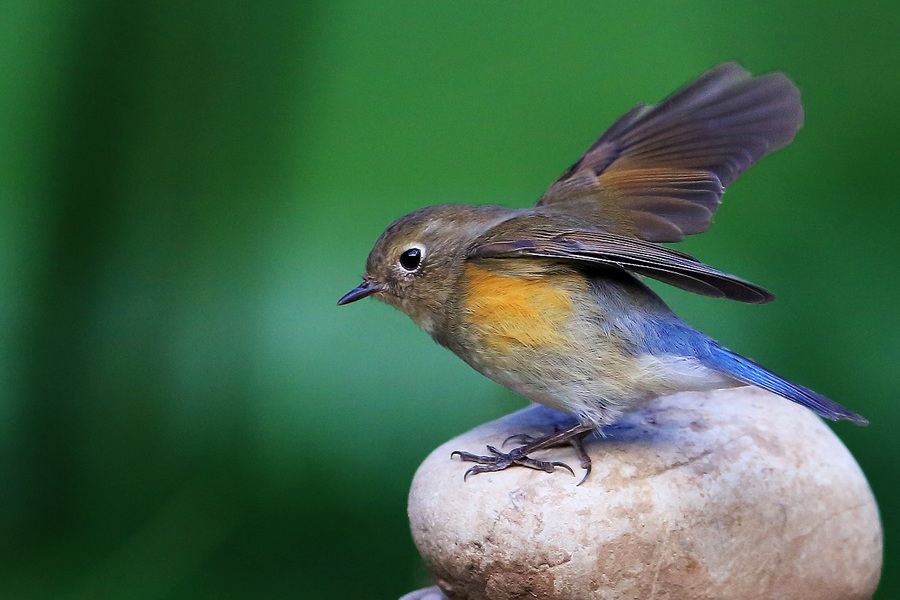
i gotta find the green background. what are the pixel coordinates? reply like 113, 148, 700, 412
2, 2, 896, 598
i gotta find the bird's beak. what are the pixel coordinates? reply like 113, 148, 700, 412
337, 279, 385, 305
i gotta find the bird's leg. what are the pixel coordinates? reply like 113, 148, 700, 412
451, 422, 595, 483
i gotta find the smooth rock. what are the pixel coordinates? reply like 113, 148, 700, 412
399, 586, 448, 600
407, 387, 881, 600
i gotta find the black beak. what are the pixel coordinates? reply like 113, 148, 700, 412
337, 280, 385, 305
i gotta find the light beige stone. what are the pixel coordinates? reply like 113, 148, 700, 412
399, 586, 448, 600
407, 387, 881, 600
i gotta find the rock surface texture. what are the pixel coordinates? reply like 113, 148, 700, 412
406, 388, 882, 600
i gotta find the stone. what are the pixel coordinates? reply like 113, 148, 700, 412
399, 586, 448, 600
406, 387, 881, 600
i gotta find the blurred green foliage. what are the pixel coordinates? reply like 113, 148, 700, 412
1, 2, 897, 598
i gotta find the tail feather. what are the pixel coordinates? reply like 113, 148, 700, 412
706, 343, 868, 425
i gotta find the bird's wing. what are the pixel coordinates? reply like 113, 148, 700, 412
468, 217, 773, 303
537, 62, 803, 242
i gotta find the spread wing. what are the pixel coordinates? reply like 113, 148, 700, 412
468, 215, 773, 304
537, 62, 803, 242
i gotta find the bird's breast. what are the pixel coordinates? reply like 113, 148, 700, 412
459, 262, 584, 354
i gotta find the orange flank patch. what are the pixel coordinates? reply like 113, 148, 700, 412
462, 263, 578, 354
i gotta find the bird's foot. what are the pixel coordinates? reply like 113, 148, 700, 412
451, 445, 575, 479
451, 422, 595, 484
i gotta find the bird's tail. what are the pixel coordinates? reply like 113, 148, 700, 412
705, 342, 868, 425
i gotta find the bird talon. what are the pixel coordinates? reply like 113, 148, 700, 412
452, 449, 497, 464
552, 461, 576, 477
511, 454, 574, 475
576, 464, 591, 486
503, 433, 537, 447
463, 465, 489, 480
450, 424, 594, 481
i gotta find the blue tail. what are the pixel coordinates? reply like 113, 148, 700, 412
705, 342, 868, 425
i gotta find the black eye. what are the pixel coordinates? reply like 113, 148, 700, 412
399, 247, 422, 271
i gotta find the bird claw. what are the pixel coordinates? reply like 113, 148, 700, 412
451, 423, 596, 484
502, 433, 538, 447
451, 444, 575, 479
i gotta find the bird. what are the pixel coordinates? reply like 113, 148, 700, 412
338, 62, 867, 483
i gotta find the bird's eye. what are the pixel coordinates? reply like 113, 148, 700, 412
399, 247, 422, 271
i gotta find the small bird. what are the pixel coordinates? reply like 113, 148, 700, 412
338, 63, 867, 482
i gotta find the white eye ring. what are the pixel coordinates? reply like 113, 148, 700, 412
398, 245, 425, 272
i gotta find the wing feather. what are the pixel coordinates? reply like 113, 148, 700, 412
468, 216, 773, 304
537, 62, 803, 242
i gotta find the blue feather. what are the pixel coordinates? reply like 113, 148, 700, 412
704, 342, 868, 425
